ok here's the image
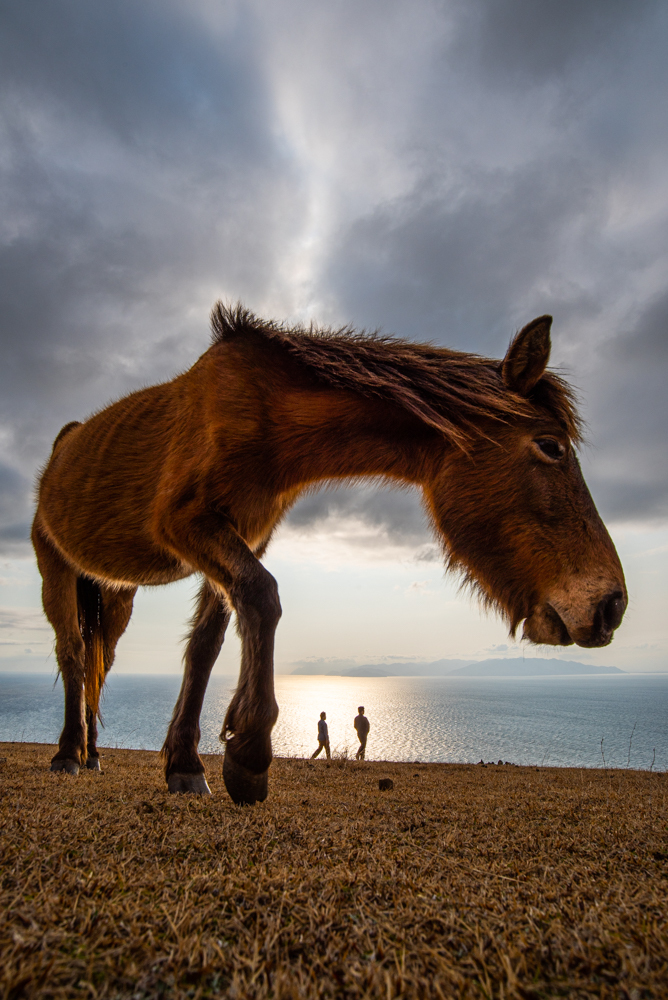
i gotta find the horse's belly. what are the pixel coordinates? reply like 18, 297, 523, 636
39, 505, 194, 588
91, 564, 195, 588
85, 551, 195, 588
61, 532, 194, 587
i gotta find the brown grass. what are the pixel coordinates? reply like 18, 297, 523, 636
1, 743, 667, 999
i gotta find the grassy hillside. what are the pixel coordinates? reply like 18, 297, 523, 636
1, 744, 666, 998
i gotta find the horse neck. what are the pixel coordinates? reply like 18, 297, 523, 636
270, 386, 443, 489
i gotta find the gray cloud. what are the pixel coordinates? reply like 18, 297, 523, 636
0, 0, 302, 471
581, 290, 668, 521
613, 291, 668, 366
0, 462, 32, 552
314, 0, 668, 524
325, 155, 605, 351
0, 606, 51, 633
456, 0, 659, 86
0, 0, 666, 555
287, 483, 434, 551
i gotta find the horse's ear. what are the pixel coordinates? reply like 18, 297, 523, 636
502, 315, 552, 395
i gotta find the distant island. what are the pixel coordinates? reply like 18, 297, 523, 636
291, 657, 624, 677
290, 658, 472, 677
446, 658, 624, 677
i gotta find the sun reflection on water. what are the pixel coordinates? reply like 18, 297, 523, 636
194, 673, 668, 770
1, 673, 666, 770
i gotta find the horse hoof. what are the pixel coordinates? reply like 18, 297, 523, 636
167, 772, 212, 795
50, 759, 79, 776
223, 752, 268, 805
85, 757, 101, 771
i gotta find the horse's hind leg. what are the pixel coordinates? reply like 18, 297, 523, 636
85, 585, 136, 770
162, 580, 231, 795
85, 707, 100, 769
32, 526, 87, 774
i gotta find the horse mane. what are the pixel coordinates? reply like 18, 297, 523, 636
210, 302, 581, 450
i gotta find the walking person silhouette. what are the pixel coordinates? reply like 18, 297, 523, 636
311, 711, 331, 759
354, 706, 370, 760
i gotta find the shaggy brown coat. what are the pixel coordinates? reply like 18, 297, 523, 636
32, 304, 626, 803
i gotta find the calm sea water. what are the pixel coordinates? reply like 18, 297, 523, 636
1, 672, 666, 771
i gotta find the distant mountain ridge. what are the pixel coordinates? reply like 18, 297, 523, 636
446, 658, 624, 677
291, 657, 623, 677
290, 658, 472, 677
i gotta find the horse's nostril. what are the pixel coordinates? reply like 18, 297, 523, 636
600, 591, 626, 632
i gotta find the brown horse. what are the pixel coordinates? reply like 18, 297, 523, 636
32, 304, 627, 803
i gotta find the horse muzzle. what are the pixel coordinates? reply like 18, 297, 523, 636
522, 590, 627, 648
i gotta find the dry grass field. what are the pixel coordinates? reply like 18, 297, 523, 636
1, 743, 667, 1000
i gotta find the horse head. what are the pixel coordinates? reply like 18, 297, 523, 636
425, 316, 627, 648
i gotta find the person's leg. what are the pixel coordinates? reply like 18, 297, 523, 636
325, 739, 331, 760
311, 742, 323, 759
359, 735, 367, 760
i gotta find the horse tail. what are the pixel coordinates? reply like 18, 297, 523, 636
77, 576, 105, 720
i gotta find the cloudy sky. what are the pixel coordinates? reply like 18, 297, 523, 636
1, 0, 667, 675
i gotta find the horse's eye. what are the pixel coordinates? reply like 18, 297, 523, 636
534, 438, 565, 461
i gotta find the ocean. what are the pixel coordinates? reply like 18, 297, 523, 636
1, 671, 666, 771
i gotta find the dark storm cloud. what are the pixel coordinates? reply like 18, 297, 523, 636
323, 0, 667, 351
1, 0, 666, 555
0, 462, 31, 552
287, 484, 435, 553
317, 0, 668, 526
581, 290, 668, 521
613, 291, 668, 366
0, 1, 265, 154
325, 154, 603, 352
0, 0, 302, 544
323, 151, 667, 523
458, 0, 657, 85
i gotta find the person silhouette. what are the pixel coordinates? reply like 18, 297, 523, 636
311, 711, 331, 759
354, 706, 370, 760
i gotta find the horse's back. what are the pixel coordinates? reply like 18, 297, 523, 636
33, 335, 332, 583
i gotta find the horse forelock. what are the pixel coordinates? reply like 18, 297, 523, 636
526, 373, 582, 444
210, 301, 582, 449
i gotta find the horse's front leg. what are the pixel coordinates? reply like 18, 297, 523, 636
221, 562, 281, 805
160, 513, 281, 804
